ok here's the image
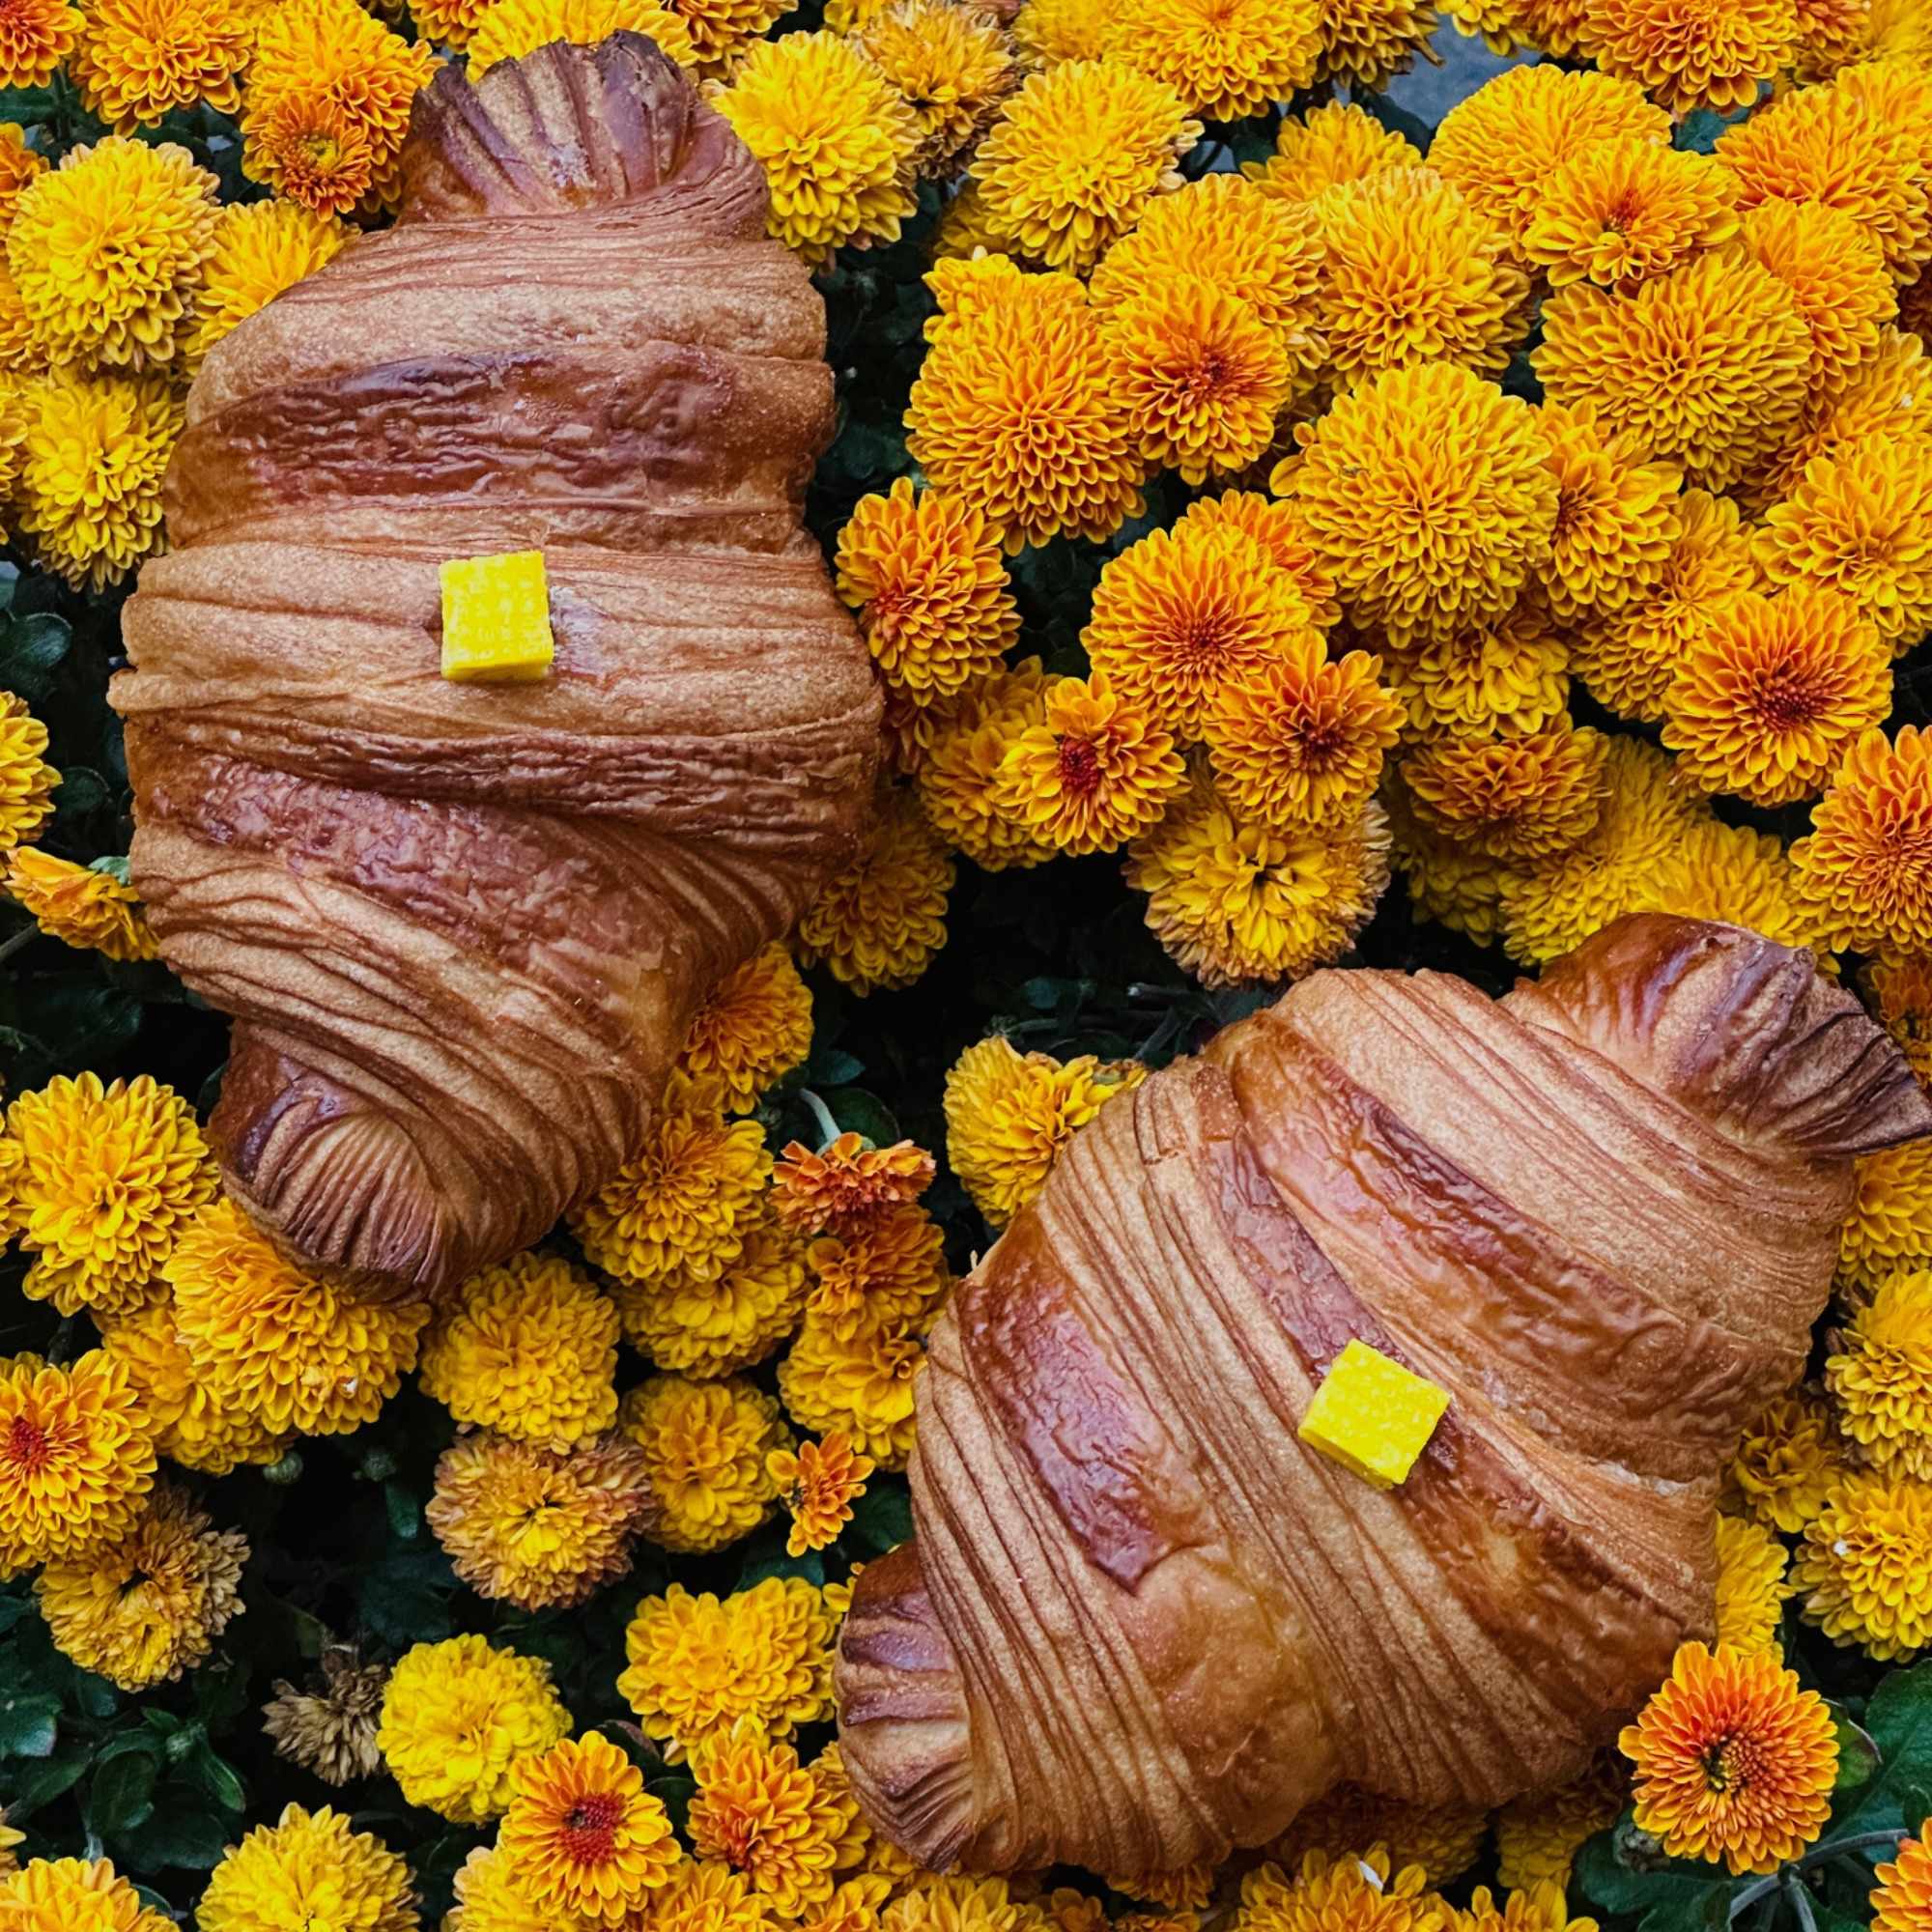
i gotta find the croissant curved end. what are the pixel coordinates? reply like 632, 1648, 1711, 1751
837, 915, 1932, 1878
111, 34, 881, 1295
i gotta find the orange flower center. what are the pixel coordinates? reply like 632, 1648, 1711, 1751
1746, 663, 1833, 731
4, 1413, 49, 1475
560, 1793, 624, 1865
1700, 1728, 1765, 1795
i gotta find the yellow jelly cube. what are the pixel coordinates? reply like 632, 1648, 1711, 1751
440, 550, 554, 684
1296, 1339, 1450, 1491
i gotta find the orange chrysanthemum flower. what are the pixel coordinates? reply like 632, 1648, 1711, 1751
1662, 585, 1890, 807
1390, 609, 1571, 742
1404, 725, 1609, 864
1619, 1640, 1836, 1874
1428, 63, 1668, 253
1083, 525, 1318, 742
0, 0, 78, 85
835, 478, 1018, 708
676, 943, 812, 1115
1203, 647, 1401, 829
905, 270, 1146, 552
1534, 400, 1684, 626
856, 0, 1015, 177
1741, 199, 1896, 398
1635, 817, 1834, 966
69, 0, 251, 132
5, 848, 157, 959
1278, 360, 1558, 649
1176, 489, 1340, 629
243, 93, 375, 217
1242, 99, 1420, 208
989, 672, 1184, 858
499, 1734, 680, 1924
1588, 0, 1799, 113
797, 786, 954, 996
1871, 952, 1932, 1088
1719, 72, 1932, 285
1106, 0, 1319, 123
773, 1134, 934, 1236
915, 662, 1055, 871
1311, 0, 1435, 87
1101, 274, 1292, 487
1315, 168, 1530, 385
803, 1205, 948, 1339
1758, 432, 1932, 655
1523, 137, 1738, 289
1874, 1835, 1932, 1932
1534, 252, 1810, 491
768, 1433, 875, 1557
687, 1732, 860, 1917
1794, 725, 1932, 953
971, 60, 1199, 274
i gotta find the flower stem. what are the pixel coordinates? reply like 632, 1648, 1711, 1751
800, 1088, 842, 1150
1729, 1833, 1908, 1919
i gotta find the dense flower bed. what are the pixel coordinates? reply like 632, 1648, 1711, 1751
2, 0, 1932, 1929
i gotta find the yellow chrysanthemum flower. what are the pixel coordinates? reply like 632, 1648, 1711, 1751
1009, 0, 1106, 63
1794, 1471, 1932, 1659
189, 199, 352, 361
1311, 0, 1435, 87
798, 787, 954, 995
1634, 818, 1834, 966
971, 59, 1199, 274
1316, 168, 1531, 384
778, 1313, 923, 1467
689, 1731, 860, 1916
1279, 361, 1557, 650
1828, 1269, 1932, 1478
857, 0, 1014, 177
1662, 584, 1890, 807
804, 1874, 895, 1932
34, 1481, 245, 1691
836, 478, 1019, 709
1874, 1835, 1932, 1932
1535, 251, 1810, 492
677, 943, 813, 1114
0, 1349, 156, 1572
468, 0, 698, 71
242, 0, 435, 212
944, 1035, 1143, 1227
1387, 610, 1570, 742
1758, 432, 1932, 655
5, 1070, 215, 1318
1794, 725, 1932, 954
1243, 99, 1420, 207
1533, 400, 1684, 627
1236, 1848, 1437, 1932
1127, 771, 1392, 990
14, 367, 183, 592
621, 1372, 789, 1554
916, 659, 1055, 871
1720, 68, 1932, 284
1741, 198, 1896, 398
69, 0, 251, 133
1494, 1756, 1627, 1893
1404, 725, 1609, 865
802, 1204, 949, 1339
908, 266, 1146, 551
0, 1859, 170, 1932
1205, 645, 1401, 830
1428, 63, 1668, 253
425, 1430, 651, 1610
1451, 1883, 1600, 1932
618, 1577, 839, 1758
1386, 784, 1518, 950
0, 124, 45, 234
376, 1634, 571, 1826
196, 1805, 417, 1932
1589, 0, 1799, 113
885, 1874, 1047, 1930
1620, 1640, 1835, 1873
1844, 1138, 1932, 1291
1870, 952, 1932, 1087
1100, 273, 1292, 487
7, 137, 216, 369
419, 1249, 618, 1450
1177, 489, 1340, 627
660, 0, 797, 62
164, 1196, 429, 1437
611, 1205, 806, 1378
1725, 1389, 1846, 1534
1524, 137, 1738, 289
768, 1432, 874, 1557
409, 0, 494, 43
1715, 1511, 1794, 1656
444, 1845, 551, 1932
709, 33, 917, 267
1105, 0, 1318, 122
1496, 737, 1708, 967
1270, 1784, 1489, 1885
5, 848, 158, 957
569, 1070, 771, 1289
0, 0, 77, 86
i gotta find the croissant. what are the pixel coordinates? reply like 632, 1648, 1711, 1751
836, 914, 1932, 1879
110, 37, 880, 1293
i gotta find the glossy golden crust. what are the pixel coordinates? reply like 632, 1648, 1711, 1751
836, 915, 1932, 1878
111, 37, 880, 1293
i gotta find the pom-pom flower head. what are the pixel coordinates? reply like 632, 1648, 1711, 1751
1662, 585, 1891, 807
709, 32, 919, 268
0, 693, 56, 852
68, 0, 251, 133
1236, 1848, 1436, 1932
1523, 138, 1739, 289
797, 786, 954, 995
196, 1805, 416, 1932
1107, 0, 1319, 123
1588, 0, 1799, 113
190, 200, 351, 361
1404, 725, 1609, 865
1390, 610, 1571, 742
687, 1730, 859, 1916
778, 1311, 923, 1466
0, 0, 78, 87
1874, 1836, 1932, 1932
1715, 1512, 1794, 1654
468, 0, 697, 75
1278, 360, 1558, 649
1312, 0, 1436, 87
1533, 401, 1684, 627
1794, 725, 1932, 954
376, 1634, 571, 1826
621, 1372, 789, 1554
1794, 1471, 1932, 1659
677, 942, 813, 1114
1243, 99, 1420, 208
1636, 817, 1833, 964
609, 1206, 806, 1377
1741, 198, 1895, 397
0, 1859, 170, 1932
971, 59, 1200, 274
773, 1133, 934, 1236
1725, 1389, 1844, 1533
1618, 1640, 1836, 1874
856, 0, 1015, 178
1827, 1268, 1932, 1480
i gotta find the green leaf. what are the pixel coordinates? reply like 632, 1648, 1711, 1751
1832, 1660, 1932, 1837
819, 1087, 899, 1148
0, 1691, 60, 1759
90, 1746, 159, 1837
0, 611, 71, 702
120, 1799, 233, 1871
384, 1479, 421, 1543
845, 1479, 913, 1555
186, 1741, 246, 1816
1573, 1820, 1747, 1932
50, 766, 110, 815
1833, 1708, 1882, 1792
3, 1747, 87, 1821
72, 1669, 119, 1719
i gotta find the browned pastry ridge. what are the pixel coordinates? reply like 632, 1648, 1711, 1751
836, 914, 1932, 1880
110, 36, 880, 1293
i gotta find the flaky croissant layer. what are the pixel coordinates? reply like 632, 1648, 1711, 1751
837, 915, 1932, 1879
112, 37, 880, 1293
